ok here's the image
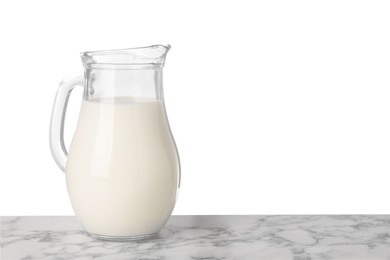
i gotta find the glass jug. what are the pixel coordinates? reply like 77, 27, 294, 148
49, 45, 180, 241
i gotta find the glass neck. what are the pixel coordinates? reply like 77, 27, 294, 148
83, 68, 164, 101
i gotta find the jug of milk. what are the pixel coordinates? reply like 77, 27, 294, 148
49, 45, 180, 241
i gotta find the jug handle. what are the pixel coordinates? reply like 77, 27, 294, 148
49, 74, 84, 173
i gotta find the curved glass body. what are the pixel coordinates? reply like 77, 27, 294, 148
50, 45, 180, 241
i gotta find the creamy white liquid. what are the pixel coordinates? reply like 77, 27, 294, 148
66, 97, 179, 237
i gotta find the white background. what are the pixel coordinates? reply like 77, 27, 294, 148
0, 0, 389, 215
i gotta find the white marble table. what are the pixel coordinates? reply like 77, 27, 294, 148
1, 215, 389, 260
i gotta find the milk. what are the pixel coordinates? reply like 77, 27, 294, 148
66, 97, 179, 237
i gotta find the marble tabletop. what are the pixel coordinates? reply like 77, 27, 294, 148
1, 215, 389, 260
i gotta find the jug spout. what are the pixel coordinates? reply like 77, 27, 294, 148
81, 44, 171, 69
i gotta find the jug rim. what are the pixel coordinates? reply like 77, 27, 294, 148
80, 44, 171, 69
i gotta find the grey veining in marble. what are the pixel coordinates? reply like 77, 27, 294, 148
1, 215, 389, 259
